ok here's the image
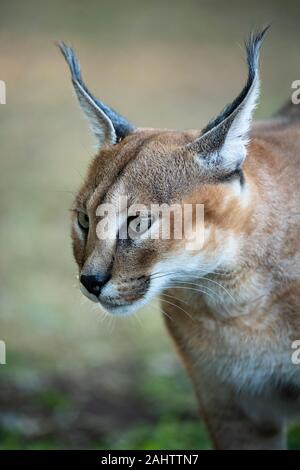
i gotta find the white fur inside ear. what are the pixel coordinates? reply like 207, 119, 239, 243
219, 75, 260, 170
73, 80, 117, 148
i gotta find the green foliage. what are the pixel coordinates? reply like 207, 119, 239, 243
0, 427, 59, 450
36, 390, 71, 412
0, 428, 23, 450
288, 424, 300, 450
109, 420, 211, 450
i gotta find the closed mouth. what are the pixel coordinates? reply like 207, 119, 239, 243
80, 280, 150, 314
98, 298, 147, 316
99, 298, 133, 309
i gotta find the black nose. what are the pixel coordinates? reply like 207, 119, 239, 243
80, 273, 110, 296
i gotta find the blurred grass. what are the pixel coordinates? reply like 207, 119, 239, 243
0, 0, 300, 450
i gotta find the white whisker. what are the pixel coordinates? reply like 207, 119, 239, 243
160, 297, 194, 322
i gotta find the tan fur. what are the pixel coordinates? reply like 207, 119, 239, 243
58, 30, 300, 447
162, 108, 300, 449
70, 102, 300, 449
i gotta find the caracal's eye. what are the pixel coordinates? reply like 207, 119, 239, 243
127, 214, 153, 238
77, 211, 89, 231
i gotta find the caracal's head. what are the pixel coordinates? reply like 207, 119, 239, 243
60, 29, 267, 315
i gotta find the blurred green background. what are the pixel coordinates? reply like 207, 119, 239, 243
1, 0, 300, 450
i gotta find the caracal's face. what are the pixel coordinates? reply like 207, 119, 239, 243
72, 129, 247, 315
60, 31, 264, 314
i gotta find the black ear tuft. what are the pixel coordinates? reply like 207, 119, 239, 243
59, 42, 134, 144
201, 26, 269, 135
245, 26, 270, 83
187, 27, 269, 175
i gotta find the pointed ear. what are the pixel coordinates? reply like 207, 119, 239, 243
187, 28, 269, 174
59, 42, 134, 149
